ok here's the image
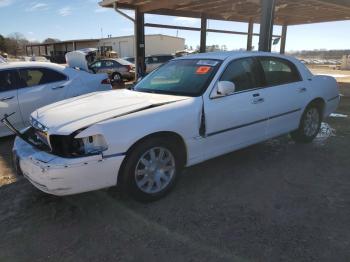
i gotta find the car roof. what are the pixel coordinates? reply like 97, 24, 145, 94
0, 61, 66, 71
174, 51, 298, 62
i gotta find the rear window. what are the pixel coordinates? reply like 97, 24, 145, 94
117, 59, 133, 65
259, 57, 301, 86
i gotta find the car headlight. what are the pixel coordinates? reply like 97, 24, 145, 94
78, 134, 108, 155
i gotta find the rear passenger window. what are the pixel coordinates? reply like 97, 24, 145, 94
220, 58, 264, 93
259, 57, 301, 86
18, 68, 67, 88
0, 70, 18, 92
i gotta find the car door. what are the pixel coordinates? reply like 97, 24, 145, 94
17, 67, 68, 126
257, 57, 310, 138
203, 57, 269, 159
0, 69, 24, 136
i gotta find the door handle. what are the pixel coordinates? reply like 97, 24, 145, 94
0, 96, 14, 101
298, 87, 307, 93
252, 97, 265, 104
52, 86, 64, 90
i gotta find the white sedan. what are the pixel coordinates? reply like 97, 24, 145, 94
8, 52, 339, 201
0, 62, 112, 137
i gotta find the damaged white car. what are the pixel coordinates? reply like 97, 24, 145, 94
4, 52, 339, 201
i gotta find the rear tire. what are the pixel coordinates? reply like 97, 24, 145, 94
112, 72, 122, 82
290, 103, 322, 143
121, 137, 182, 202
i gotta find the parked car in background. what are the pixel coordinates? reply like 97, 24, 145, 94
0, 62, 112, 137
89, 58, 135, 81
145, 54, 174, 73
8, 52, 339, 201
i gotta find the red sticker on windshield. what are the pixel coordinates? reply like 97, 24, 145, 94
196, 66, 211, 75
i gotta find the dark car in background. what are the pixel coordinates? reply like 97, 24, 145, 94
89, 58, 135, 81
145, 54, 174, 73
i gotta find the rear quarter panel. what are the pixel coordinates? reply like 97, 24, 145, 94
308, 75, 339, 117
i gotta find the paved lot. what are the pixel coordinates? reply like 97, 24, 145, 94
0, 80, 350, 261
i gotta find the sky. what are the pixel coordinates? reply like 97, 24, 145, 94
1, 0, 350, 52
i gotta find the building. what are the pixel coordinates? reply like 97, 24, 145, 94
26, 34, 185, 63
100, 34, 185, 58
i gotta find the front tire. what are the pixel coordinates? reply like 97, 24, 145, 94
121, 138, 181, 202
290, 104, 322, 143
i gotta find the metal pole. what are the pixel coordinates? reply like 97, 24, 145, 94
280, 25, 288, 54
247, 20, 254, 51
200, 14, 207, 53
135, 8, 145, 78
258, 0, 276, 52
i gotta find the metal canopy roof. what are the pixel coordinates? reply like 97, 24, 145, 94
99, 0, 350, 25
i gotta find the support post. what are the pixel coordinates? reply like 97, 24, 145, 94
30, 46, 33, 56
38, 46, 41, 56
258, 0, 276, 52
26, 46, 29, 56
73, 42, 76, 51
280, 25, 288, 54
65, 43, 68, 54
200, 15, 207, 53
247, 20, 254, 51
135, 8, 145, 78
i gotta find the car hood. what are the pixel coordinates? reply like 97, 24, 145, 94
32, 89, 190, 135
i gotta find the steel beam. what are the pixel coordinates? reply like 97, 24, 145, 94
200, 15, 207, 53
280, 25, 288, 54
258, 0, 276, 52
135, 8, 146, 78
247, 20, 254, 51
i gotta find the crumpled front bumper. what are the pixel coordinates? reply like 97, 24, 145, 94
13, 137, 125, 196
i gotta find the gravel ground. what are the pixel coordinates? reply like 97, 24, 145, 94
0, 80, 349, 262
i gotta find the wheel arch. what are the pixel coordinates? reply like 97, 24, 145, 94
307, 97, 326, 117
117, 131, 188, 185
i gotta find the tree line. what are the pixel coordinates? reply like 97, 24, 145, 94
0, 33, 60, 57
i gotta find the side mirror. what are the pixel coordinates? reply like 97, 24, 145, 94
217, 81, 235, 96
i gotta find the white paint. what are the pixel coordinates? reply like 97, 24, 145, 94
0, 62, 112, 137
330, 113, 348, 118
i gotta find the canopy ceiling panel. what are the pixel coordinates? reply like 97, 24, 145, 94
100, 0, 350, 25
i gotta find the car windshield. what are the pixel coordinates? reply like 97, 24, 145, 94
134, 59, 221, 97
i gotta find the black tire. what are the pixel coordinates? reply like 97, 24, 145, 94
112, 72, 122, 83
290, 103, 322, 143
121, 137, 182, 202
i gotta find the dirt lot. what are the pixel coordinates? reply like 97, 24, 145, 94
0, 69, 350, 262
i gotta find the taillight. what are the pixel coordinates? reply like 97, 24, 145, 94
127, 65, 133, 71
101, 78, 111, 85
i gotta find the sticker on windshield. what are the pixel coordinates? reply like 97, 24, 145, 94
196, 66, 212, 75
197, 60, 219, 66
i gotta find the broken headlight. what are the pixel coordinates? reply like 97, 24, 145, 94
50, 134, 108, 157
78, 135, 108, 155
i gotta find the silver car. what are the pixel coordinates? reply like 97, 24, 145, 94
90, 58, 135, 81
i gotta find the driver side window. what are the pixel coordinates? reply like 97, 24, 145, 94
220, 58, 263, 93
